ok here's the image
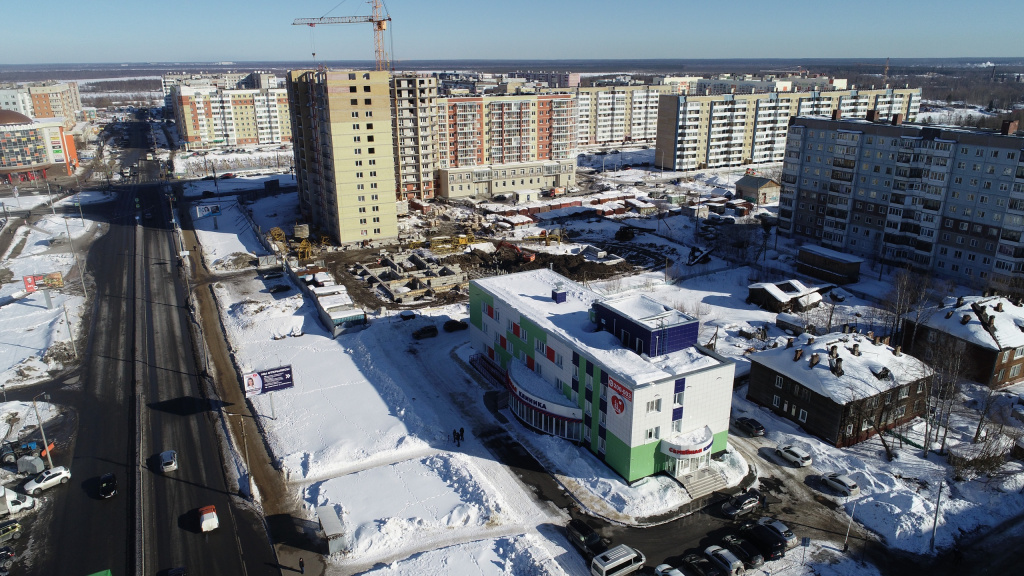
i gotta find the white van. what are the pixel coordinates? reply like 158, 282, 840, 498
591, 544, 645, 576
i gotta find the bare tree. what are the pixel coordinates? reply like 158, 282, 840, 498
927, 337, 973, 453
973, 387, 1000, 443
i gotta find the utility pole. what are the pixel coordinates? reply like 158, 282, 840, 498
64, 218, 88, 299
62, 303, 77, 358
930, 481, 943, 552
843, 499, 858, 553
32, 393, 54, 469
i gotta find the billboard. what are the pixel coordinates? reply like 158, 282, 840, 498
244, 365, 294, 398
23, 272, 64, 293
195, 204, 221, 219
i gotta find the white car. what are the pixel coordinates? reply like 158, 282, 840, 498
654, 564, 685, 576
25, 466, 71, 495
775, 445, 812, 467
705, 545, 744, 575
822, 472, 860, 496
159, 450, 178, 473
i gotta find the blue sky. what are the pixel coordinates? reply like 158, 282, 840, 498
4, 0, 1021, 65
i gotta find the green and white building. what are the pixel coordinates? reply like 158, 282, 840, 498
469, 269, 735, 484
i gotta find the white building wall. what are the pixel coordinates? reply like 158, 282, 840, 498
679, 363, 734, 438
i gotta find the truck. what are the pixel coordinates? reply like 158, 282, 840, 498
199, 505, 219, 532
0, 487, 34, 517
0, 441, 53, 465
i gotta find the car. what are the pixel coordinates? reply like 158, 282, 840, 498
775, 445, 812, 467
443, 319, 469, 332
737, 523, 787, 560
721, 488, 761, 519
412, 325, 438, 340
734, 417, 765, 437
654, 564, 685, 576
0, 522, 20, 544
25, 466, 71, 495
756, 517, 797, 549
680, 552, 723, 576
160, 450, 178, 473
720, 534, 764, 568
268, 284, 290, 294
0, 546, 14, 569
821, 472, 860, 496
565, 518, 608, 560
199, 505, 219, 532
99, 473, 117, 498
704, 545, 744, 576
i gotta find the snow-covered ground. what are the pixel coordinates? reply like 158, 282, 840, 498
0, 211, 101, 388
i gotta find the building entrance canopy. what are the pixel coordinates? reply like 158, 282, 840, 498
507, 360, 582, 420
661, 425, 713, 458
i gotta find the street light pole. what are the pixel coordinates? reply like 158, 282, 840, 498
64, 218, 88, 299
843, 499, 859, 553
32, 393, 54, 469
225, 412, 252, 497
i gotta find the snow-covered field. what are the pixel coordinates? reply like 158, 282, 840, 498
0, 211, 101, 388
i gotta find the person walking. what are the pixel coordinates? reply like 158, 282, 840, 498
459, 427, 465, 443
454, 428, 460, 447
299, 558, 305, 574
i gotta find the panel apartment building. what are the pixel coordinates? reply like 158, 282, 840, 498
778, 116, 1024, 290
469, 269, 735, 489
287, 70, 398, 245
438, 93, 578, 198
390, 73, 440, 201
654, 87, 920, 171
0, 83, 81, 129
171, 85, 291, 150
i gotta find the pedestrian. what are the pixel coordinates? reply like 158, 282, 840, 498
459, 427, 465, 443
299, 557, 305, 573
454, 428, 460, 447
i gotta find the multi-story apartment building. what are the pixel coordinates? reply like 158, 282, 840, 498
555, 85, 675, 146
287, 69, 398, 245
470, 269, 735, 490
24, 83, 81, 129
161, 71, 280, 108
0, 86, 35, 119
655, 87, 921, 171
437, 94, 577, 198
509, 71, 581, 88
171, 85, 291, 150
390, 73, 440, 201
778, 116, 1024, 289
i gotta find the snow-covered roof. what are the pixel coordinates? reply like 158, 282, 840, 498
735, 174, 778, 189
748, 279, 818, 303
910, 295, 1024, 351
598, 293, 694, 330
751, 332, 932, 404
318, 292, 354, 310
799, 244, 865, 265
474, 269, 723, 388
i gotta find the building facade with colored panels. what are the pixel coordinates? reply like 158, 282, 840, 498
469, 269, 735, 483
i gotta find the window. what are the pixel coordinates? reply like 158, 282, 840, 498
363, 85, 371, 92
350, 99, 358, 105
645, 427, 660, 440
351, 111, 359, 118
846, 424, 854, 436
674, 391, 684, 406
1011, 364, 1022, 378
585, 400, 592, 415
585, 375, 593, 390
672, 420, 683, 433
1015, 347, 1024, 359
862, 418, 872, 431
898, 386, 909, 399
364, 98, 372, 105
772, 394, 780, 408
798, 409, 808, 423
775, 375, 783, 388
917, 382, 925, 393
646, 399, 662, 413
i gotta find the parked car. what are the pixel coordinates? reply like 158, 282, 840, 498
756, 517, 798, 548
737, 523, 787, 560
821, 472, 860, 496
268, 284, 290, 294
654, 564, 685, 576
565, 518, 608, 560
704, 545, 744, 576
160, 450, 179, 473
98, 473, 117, 499
0, 546, 14, 569
734, 417, 765, 436
443, 319, 469, 332
199, 505, 219, 532
25, 466, 71, 495
263, 272, 284, 280
680, 553, 723, 576
720, 534, 764, 568
721, 488, 762, 519
775, 445, 812, 467
0, 523, 19, 546
412, 325, 438, 340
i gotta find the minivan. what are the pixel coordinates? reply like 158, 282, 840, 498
591, 544, 645, 576
738, 523, 787, 561
566, 519, 608, 560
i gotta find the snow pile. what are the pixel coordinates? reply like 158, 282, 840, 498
362, 534, 561, 576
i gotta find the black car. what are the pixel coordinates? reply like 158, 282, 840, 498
734, 417, 765, 437
565, 519, 609, 560
738, 522, 787, 561
268, 284, 290, 294
721, 488, 761, 519
680, 553, 723, 576
443, 320, 469, 332
412, 325, 438, 340
0, 546, 14, 569
99, 473, 117, 499
721, 534, 764, 568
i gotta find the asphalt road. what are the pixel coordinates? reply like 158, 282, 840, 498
8, 121, 275, 575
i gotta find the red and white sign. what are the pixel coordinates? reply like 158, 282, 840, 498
606, 377, 633, 403
611, 395, 625, 415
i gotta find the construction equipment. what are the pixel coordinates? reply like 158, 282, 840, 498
498, 241, 536, 263
269, 227, 286, 243
297, 239, 315, 260
293, 0, 392, 71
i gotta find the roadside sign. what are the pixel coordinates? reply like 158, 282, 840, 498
801, 537, 811, 547
244, 365, 294, 398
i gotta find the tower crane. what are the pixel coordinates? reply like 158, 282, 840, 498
293, 0, 392, 71
882, 57, 890, 86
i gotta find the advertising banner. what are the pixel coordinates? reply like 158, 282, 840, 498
244, 365, 294, 398
22, 272, 64, 293
195, 204, 221, 219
